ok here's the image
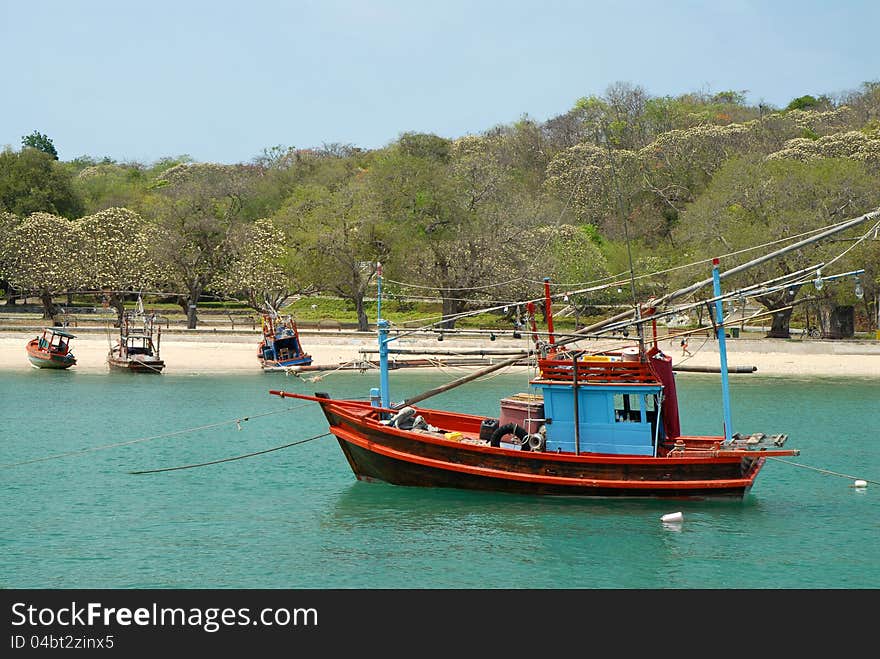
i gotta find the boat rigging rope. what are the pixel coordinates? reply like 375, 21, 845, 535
129, 431, 333, 475
767, 456, 880, 486
0, 403, 312, 469
298, 358, 364, 382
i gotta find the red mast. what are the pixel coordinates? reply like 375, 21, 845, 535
543, 277, 556, 355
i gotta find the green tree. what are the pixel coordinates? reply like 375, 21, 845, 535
279, 179, 387, 331
369, 133, 518, 328
676, 156, 880, 337
785, 95, 832, 112
71, 161, 153, 214
0, 147, 83, 218
21, 131, 58, 159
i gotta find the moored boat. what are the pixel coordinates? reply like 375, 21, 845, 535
273, 282, 800, 498
108, 307, 165, 373
258, 311, 312, 372
26, 328, 77, 370
274, 342, 797, 499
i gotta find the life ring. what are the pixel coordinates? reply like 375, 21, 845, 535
490, 422, 528, 449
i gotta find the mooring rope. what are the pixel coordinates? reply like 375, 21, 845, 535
300, 358, 362, 382
129, 432, 332, 474
768, 456, 879, 485
1, 403, 312, 469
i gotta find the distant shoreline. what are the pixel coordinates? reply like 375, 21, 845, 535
1, 329, 878, 378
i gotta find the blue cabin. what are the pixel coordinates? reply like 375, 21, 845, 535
528, 350, 681, 457
540, 382, 663, 455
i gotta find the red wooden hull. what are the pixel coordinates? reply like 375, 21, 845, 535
274, 392, 799, 500
26, 339, 76, 369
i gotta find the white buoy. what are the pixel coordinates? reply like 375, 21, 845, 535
661, 512, 684, 523
854, 479, 867, 489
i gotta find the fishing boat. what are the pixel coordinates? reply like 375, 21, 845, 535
26, 327, 77, 369
271, 210, 878, 499
108, 307, 165, 373
272, 291, 796, 499
258, 311, 312, 372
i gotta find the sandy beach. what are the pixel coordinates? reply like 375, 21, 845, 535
3, 327, 879, 377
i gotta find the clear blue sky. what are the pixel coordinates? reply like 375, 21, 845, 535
2, 0, 878, 165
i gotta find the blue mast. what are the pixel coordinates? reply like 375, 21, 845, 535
376, 262, 390, 408
711, 257, 733, 444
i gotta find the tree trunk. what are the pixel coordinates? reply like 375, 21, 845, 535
355, 294, 369, 332
186, 302, 198, 329
178, 291, 200, 329
440, 293, 465, 329
40, 289, 57, 320
110, 293, 126, 327
756, 289, 796, 338
0, 279, 13, 305
766, 307, 793, 338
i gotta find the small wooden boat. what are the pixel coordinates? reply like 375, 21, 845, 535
108, 309, 165, 373
258, 311, 312, 372
26, 328, 77, 369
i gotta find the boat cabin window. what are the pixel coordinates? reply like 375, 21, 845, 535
614, 393, 642, 423
644, 394, 661, 439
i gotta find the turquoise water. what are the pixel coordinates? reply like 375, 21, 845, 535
2, 368, 878, 589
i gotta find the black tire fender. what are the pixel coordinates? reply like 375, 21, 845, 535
490, 422, 528, 449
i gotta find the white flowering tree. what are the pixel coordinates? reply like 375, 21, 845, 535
0, 211, 20, 302
2, 212, 84, 318
766, 130, 880, 167
213, 217, 298, 312
546, 107, 864, 247
545, 143, 642, 230
77, 207, 162, 324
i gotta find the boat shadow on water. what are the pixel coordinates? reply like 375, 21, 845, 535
326, 479, 762, 528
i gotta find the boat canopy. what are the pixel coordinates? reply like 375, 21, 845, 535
45, 327, 76, 339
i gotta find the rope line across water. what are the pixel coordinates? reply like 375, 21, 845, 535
1, 403, 312, 469
129, 432, 332, 474
768, 456, 879, 485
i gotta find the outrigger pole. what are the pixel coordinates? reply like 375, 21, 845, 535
395, 208, 880, 410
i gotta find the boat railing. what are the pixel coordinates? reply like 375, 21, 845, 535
535, 357, 658, 384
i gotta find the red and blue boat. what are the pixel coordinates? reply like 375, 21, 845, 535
269, 209, 880, 499
26, 328, 77, 370
258, 312, 312, 372
272, 260, 805, 500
